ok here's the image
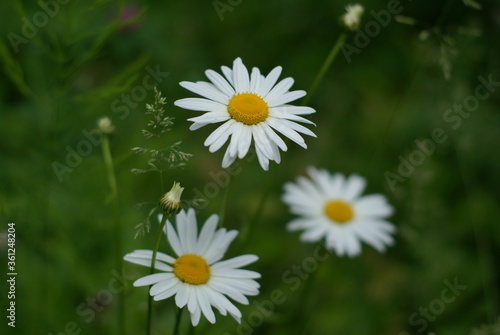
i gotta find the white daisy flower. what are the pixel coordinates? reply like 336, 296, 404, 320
174, 57, 316, 170
124, 209, 260, 326
282, 167, 396, 257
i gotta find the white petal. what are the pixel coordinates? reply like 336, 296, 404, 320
267, 90, 306, 107
205, 69, 235, 97
260, 121, 287, 151
220, 66, 234, 86
270, 107, 316, 125
125, 249, 176, 264
165, 221, 184, 256
205, 286, 242, 323
255, 66, 282, 97
300, 226, 327, 242
211, 254, 259, 270
251, 125, 275, 160
175, 283, 190, 308
328, 173, 345, 198
209, 280, 249, 304
254, 144, 269, 170
204, 229, 238, 264
196, 214, 219, 255
153, 280, 181, 301
196, 287, 216, 324
212, 277, 261, 294
204, 286, 228, 316
306, 166, 332, 197
204, 120, 236, 152
185, 209, 198, 252
264, 77, 294, 101
237, 125, 253, 159
190, 306, 202, 326
212, 269, 261, 279
282, 106, 316, 115
187, 286, 198, 313
249, 67, 262, 93
150, 277, 179, 295
228, 122, 244, 157
354, 194, 394, 218
343, 174, 367, 201
133, 273, 175, 287
174, 98, 225, 112
232, 58, 250, 92
222, 148, 237, 168
124, 252, 172, 272
266, 118, 307, 148
187, 112, 230, 125
180, 81, 229, 104
286, 218, 316, 231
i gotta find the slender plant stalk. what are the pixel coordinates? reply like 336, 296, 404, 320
146, 213, 169, 335
218, 173, 232, 227
173, 307, 184, 335
302, 32, 347, 106
242, 165, 279, 243
101, 135, 125, 335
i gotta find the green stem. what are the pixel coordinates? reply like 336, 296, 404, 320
173, 307, 184, 335
101, 135, 125, 335
146, 214, 169, 335
302, 32, 347, 106
218, 173, 232, 227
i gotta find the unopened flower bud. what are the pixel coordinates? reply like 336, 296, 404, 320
340, 4, 364, 31
159, 182, 184, 215
97, 117, 116, 135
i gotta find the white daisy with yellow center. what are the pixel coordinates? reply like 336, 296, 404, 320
124, 209, 260, 326
282, 167, 396, 257
174, 57, 316, 170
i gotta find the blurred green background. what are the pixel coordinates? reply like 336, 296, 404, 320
1, 0, 499, 334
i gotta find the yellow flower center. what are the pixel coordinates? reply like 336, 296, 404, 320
227, 93, 269, 125
324, 200, 354, 224
173, 254, 210, 285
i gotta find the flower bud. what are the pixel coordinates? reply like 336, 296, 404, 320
159, 182, 184, 215
97, 117, 116, 135
340, 4, 364, 31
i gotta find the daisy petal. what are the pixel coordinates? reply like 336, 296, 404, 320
180, 81, 229, 104
174, 98, 225, 112
205, 69, 235, 96
232, 58, 250, 92
256, 66, 282, 97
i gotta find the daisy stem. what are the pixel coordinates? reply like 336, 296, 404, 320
146, 213, 169, 335
241, 164, 279, 243
303, 32, 347, 106
101, 134, 125, 335
173, 307, 184, 335
218, 172, 232, 227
